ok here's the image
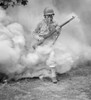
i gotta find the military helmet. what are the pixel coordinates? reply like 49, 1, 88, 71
44, 8, 55, 16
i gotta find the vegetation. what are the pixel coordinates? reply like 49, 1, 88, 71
0, 0, 28, 9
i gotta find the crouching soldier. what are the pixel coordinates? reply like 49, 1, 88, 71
32, 7, 61, 83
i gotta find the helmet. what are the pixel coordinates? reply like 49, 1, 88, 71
44, 8, 55, 16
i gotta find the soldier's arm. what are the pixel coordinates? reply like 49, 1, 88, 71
40, 22, 61, 39
32, 23, 44, 45
53, 22, 61, 33
34, 23, 41, 34
33, 23, 42, 40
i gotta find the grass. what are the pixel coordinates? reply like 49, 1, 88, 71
0, 64, 91, 100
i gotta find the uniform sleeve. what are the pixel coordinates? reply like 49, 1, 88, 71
53, 21, 61, 33
48, 21, 59, 33
33, 22, 42, 40
53, 21, 59, 27
34, 22, 42, 34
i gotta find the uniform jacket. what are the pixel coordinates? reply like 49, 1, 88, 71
33, 19, 59, 46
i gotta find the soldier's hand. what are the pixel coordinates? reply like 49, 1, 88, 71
38, 36, 44, 41
56, 26, 61, 33
34, 35, 43, 41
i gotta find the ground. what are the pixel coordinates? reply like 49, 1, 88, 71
0, 64, 91, 100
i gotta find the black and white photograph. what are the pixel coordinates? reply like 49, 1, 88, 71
0, 0, 91, 100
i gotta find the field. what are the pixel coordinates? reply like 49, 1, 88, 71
0, 64, 91, 100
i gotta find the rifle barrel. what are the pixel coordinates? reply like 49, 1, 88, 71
60, 16, 75, 28
52, 16, 75, 45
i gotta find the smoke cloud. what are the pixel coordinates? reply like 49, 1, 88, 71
53, 0, 91, 44
0, 8, 26, 78
0, 0, 91, 79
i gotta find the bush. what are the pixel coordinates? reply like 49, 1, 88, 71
0, 0, 28, 9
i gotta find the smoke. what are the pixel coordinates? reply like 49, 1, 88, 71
51, 0, 91, 73
0, 8, 26, 78
52, 0, 91, 44
0, 0, 91, 79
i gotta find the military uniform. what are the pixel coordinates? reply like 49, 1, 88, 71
33, 19, 59, 45
33, 18, 60, 83
32, 7, 60, 83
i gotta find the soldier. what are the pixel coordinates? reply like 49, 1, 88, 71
32, 7, 61, 83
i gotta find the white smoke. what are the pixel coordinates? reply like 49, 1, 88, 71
0, 0, 91, 80
0, 8, 26, 77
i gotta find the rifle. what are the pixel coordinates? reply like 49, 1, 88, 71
33, 16, 75, 48
52, 16, 75, 45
